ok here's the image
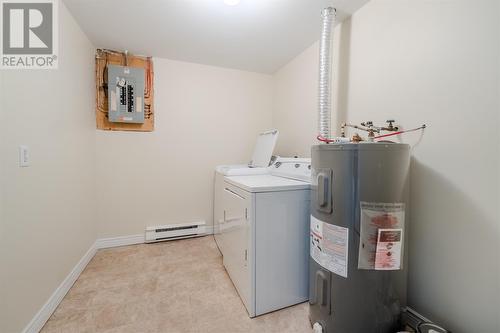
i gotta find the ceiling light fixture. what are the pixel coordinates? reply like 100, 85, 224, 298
224, 0, 240, 6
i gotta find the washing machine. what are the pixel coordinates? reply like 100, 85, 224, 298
215, 157, 311, 317
215, 129, 279, 177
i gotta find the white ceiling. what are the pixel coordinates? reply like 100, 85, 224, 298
63, 0, 370, 74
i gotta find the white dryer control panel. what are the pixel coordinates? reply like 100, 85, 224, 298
269, 157, 311, 182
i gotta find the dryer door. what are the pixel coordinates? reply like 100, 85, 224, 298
220, 183, 253, 315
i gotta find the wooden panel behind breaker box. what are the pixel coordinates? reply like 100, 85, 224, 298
95, 49, 154, 131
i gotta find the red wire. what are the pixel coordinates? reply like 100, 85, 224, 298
374, 131, 405, 139
317, 135, 335, 143
374, 125, 426, 140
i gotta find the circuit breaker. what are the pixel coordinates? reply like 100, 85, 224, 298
108, 64, 145, 123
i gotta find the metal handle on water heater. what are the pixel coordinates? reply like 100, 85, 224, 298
318, 174, 328, 207
316, 170, 333, 214
317, 272, 328, 306
312, 270, 330, 314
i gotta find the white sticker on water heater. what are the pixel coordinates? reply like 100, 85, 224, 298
374, 228, 403, 270
310, 216, 349, 278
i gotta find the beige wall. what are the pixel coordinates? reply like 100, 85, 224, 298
272, 42, 319, 157
273, 0, 500, 332
0, 3, 97, 333
95, 58, 273, 237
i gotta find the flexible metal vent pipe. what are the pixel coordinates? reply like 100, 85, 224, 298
318, 7, 336, 141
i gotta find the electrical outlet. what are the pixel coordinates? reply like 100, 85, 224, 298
19, 145, 29, 167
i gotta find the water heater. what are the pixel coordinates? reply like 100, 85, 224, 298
309, 143, 410, 332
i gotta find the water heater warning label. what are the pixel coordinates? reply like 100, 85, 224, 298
358, 202, 405, 270
310, 216, 349, 278
375, 229, 402, 270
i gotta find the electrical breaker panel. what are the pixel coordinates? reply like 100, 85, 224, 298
108, 64, 145, 123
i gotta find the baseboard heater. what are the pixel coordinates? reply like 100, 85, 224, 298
145, 221, 206, 243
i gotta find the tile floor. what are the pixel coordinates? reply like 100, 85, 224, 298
41, 236, 312, 333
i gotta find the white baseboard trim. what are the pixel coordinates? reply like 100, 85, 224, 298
95, 234, 145, 249
22, 229, 215, 333
205, 225, 214, 235
22, 241, 98, 333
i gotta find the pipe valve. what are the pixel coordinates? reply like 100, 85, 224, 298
383, 120, 399, 131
